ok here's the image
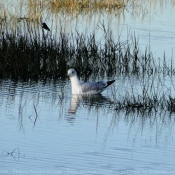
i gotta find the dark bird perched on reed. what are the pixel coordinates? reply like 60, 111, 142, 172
42, 23, 50, 31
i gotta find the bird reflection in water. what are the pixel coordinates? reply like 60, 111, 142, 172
68, 94, 114, 115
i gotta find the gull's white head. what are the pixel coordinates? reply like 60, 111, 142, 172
67, 68, 77, 78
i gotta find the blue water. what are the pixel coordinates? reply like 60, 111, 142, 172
1, 0, 175, 174
0, 78, 175, 175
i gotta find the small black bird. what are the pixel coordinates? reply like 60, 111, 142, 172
42, 23, 50, 31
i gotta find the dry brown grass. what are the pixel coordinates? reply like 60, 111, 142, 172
46, 0, 127, 11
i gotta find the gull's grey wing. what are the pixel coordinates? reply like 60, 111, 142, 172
80, 81, 107, 93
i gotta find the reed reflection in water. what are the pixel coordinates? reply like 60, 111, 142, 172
0, 79, 175, 173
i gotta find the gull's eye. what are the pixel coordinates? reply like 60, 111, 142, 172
72, 70, 74, 74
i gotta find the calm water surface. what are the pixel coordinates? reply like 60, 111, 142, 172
0, 78, 175, 175
1, 0, 175, 174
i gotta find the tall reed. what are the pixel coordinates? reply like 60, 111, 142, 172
0, 22, 175, 81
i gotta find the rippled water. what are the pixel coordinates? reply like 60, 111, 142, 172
1, 0, 175, 174
0, 78, 175, 175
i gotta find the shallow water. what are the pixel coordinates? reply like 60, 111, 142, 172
0, 78, 175, 175
1, 0, 175, 174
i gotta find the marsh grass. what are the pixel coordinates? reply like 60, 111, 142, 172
0, 0, 128, 24
0, 30, 115, 80
113, 93, 175, 115
1, 19, 175, 113
112, 71, 175, 114
38, 0, 128, 12
0, 22, 175, 81
0, 21, 128, 80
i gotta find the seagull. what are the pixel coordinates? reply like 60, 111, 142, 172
67, 68, 115, 94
